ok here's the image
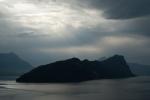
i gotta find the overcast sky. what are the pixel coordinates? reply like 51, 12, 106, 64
0, 0, 150, 66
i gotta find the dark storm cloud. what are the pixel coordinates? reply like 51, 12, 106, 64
75, 0, 150, 19
103, 0, 150, 19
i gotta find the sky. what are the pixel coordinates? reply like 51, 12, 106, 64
0, 0, 150, 66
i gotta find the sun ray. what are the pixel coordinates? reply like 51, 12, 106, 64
1, 0, 104, 38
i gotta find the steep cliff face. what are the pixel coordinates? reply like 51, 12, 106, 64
16, 55, 134, 83
0, 52, 32, 76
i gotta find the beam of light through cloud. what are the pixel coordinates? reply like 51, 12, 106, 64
0, 0, 105, 38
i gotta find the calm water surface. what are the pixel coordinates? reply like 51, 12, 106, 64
0, 76, 150, 100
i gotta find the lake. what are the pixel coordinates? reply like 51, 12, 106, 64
0, 76, 150, 100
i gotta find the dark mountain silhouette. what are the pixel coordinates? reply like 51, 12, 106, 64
129, 63, 150, 76
0, 52, 32, 76
16, 55, 134, 83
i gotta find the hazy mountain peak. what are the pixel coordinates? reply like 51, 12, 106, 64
0, 52, 33, 76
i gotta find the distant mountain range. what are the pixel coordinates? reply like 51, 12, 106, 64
129, 63, 150, 76
1, 52, 148, 81
0, 52, 32, 76
98, 57, 150, 76
16, 55, 134, 83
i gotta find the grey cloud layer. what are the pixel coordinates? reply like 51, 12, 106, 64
0, 0, 150, 66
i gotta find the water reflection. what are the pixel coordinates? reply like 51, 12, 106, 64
0, 76, 150, 100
